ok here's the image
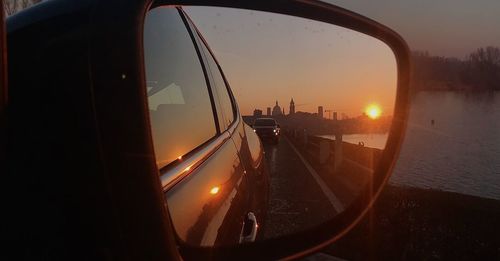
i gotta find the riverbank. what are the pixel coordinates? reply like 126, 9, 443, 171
324, 184, 500, 260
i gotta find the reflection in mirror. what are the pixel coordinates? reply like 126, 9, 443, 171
147, 5, 396, 247
185, 6, 396, 241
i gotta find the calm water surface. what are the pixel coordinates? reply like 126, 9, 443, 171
319, 133, 387, 150
390, 91, 500, 200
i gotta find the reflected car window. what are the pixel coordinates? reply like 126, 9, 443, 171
197, 35, 236, 130
144, 8, 217, 168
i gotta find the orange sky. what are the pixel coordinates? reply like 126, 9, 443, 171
186, 7, 397, 118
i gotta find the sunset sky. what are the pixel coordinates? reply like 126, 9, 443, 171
186, 7, 397, 117
328, 0, 500, 58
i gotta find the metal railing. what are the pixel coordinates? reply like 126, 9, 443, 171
285, 128, 382, 172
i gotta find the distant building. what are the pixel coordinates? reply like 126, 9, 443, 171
266, 107, 271, 116
318, 106, 324, 118
272, 100, 282, 116
333, 112, 338, 121
289, 98, 295, 115
253, 109, 263, 117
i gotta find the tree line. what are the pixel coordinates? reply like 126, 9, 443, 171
412, 46, 500, 91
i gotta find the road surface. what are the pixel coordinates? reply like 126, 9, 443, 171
262, 135, 372, 239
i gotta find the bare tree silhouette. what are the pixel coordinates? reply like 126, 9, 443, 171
4, 0, 42, 16
3, 0, 17, 16
411, 47, 500, 91
464, 46, 500, 90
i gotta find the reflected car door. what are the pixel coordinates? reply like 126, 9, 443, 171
165, 135, 250, 247
144, 7, 251, 247
182, 10, 267, 241
230, 120, 270, 238
183, 10, 270, 237
183, 9, 259, 244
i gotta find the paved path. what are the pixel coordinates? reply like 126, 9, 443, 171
262, 136, 373, 240
262, 137, 339, 239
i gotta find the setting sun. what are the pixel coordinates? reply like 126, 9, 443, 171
365, 104, 382, 119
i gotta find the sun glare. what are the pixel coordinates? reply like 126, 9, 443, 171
210, 186, 220, 195
365, 104, 382, 119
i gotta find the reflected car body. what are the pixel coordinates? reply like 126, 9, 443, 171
253, 118, 281, 144
4, 0, 269, 258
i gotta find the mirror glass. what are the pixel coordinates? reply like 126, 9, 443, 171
145, 5, 396, 247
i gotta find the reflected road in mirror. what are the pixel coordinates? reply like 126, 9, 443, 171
181, 6, 396, 242
259, 125, 381, 239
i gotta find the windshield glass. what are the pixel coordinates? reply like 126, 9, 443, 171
254, 119, 276, 126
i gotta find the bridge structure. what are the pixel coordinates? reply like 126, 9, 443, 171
262, 124, 381, 240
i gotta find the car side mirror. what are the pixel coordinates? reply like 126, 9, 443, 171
3, 0, 409, 260
153, 2, 410, 259
85, 0, 410, 260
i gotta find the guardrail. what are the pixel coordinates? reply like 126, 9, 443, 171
285, 128, 382, 172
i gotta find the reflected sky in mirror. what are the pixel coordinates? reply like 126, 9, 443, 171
184, 6, 398, 241
186, 7, 397, 118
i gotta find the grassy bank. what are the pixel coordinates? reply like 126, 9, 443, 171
325, 185, 500, 260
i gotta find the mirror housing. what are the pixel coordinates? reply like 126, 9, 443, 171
5, 0, 409, 260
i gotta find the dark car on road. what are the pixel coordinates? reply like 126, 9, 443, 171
252, 118, 281, 144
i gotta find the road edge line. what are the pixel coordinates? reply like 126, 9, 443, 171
284, 137, 345, 213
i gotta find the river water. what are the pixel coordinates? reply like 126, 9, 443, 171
319, 133, 388, 150
390, 91, 500, 200
319, 92, 500, 200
